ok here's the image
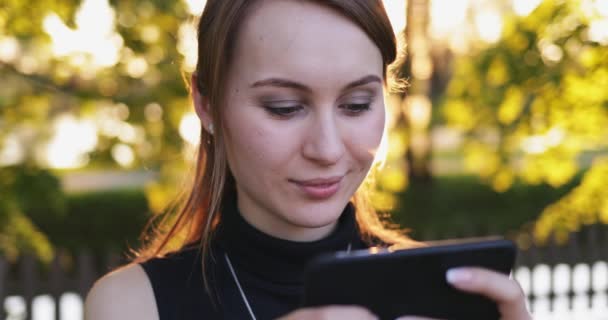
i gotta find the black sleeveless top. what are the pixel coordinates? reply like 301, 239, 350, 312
140, 198, 369, 320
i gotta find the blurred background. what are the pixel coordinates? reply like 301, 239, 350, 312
1, 0, 607, 319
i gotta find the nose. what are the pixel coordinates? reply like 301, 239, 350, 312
302, 113, 345, 166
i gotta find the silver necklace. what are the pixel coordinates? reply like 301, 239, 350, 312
224, 243, 353, 320
224, 253, 257, 320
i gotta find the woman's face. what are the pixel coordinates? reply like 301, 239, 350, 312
221, 0, 385, 241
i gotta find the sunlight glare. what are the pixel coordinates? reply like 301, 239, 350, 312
179, 112, 201, 145
0, 134, 24, 166
371, 130, 390, 169
475, 9, 503, 43
521, 136, 546, 154
184, 0, 207, 15
596, 0, 608, 17
405, 95, 432, 130
125, 56, 149, 78
43, 0, 123, 69
0, 36, 20, 63
112, 143, 135, 168
430, 0, 470, 39
512, 0, 542, 17
44, 115, 98, 169
178, 23, 198, 73
546, 127, 565, 147
520, 127, 565, 155
117, 123, 138, 144
382, 0, 407, 34
540, 42, 564, 63
588, 19, 608, 45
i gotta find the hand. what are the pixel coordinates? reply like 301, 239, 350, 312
276, 306, 378, 320
397, 267, 532, 320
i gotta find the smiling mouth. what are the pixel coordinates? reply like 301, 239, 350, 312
290, 176, 343, 199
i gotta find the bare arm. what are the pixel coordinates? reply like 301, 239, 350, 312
84, 263, 159, 320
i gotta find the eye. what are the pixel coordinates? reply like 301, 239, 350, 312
264, 105, 303, 117
341, 103, 371, 115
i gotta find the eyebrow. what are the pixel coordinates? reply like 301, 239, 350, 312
250, 75, 382, 93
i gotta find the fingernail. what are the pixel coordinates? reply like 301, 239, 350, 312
446, 268, 472, 284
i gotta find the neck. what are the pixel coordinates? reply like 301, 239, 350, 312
235, 191, 341, 242
214, 194, 366, 285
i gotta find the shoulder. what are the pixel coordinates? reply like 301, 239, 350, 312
85, 263, 158, 320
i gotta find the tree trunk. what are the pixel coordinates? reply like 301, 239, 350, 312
404, 0, 433, 182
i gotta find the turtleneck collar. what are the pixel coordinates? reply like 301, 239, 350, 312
213, 193, 367, 285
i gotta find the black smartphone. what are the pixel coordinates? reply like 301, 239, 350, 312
302, 238, 517, 320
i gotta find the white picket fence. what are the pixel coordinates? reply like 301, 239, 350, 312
515, 262, 608, 320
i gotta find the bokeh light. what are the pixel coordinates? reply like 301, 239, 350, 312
588, 19, 608, 45
474, 8, 503, 43
184, 0, 207, 15
597, 0, 608, 16
383, 0, 407, 34
42, 115, 98, 169
512, 0, 542, 17
179, 112, 201, 145
521, 128, 566, 155
43, 0, 123, 69
178, 22, 198, 73
0, 36, 20, 63
0, 134, 25, 166
112, 143, 136, 168
144, 103, 164, 122
430, 0, 470, 39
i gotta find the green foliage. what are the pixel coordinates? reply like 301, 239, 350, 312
0, 165, 62, 262
441, 1, 608, 240
28, 188, 150, 254
1, 0, 197, 258
3, 0, 607, 256
444, 1, 608, 187
1, 0, 194, 169
394, 174, 580, 240
534, 157, 608, 243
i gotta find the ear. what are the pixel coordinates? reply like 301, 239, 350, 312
191, 74, 213, 134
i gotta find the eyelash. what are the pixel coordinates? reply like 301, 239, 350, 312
264, 103, 371, 118
264, 105, 302, 117
342, 103, 371, 114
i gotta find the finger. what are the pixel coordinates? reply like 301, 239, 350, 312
446, 267, 531, 319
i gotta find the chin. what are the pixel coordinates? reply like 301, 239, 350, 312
287, 198, 349, 227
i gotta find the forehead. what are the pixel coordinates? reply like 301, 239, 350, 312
229, 0, 384, 89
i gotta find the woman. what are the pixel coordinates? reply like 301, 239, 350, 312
85, 1, 531, 319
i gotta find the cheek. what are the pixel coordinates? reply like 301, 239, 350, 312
346, 109, 385, 164
224, 112, 295, 175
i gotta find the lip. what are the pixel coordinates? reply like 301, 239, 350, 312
290, 176, 343, 199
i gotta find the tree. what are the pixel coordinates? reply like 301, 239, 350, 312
403, 0, 433, 181
0, 0, 197, 259
442, 0, 608, 243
